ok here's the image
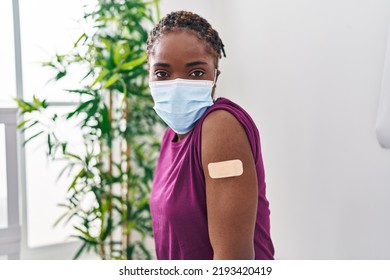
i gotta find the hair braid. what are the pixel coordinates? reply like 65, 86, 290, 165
147, 11, 226, 60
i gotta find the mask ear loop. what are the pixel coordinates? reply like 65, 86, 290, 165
212, 68, 218, 101
212, 68, 218, 86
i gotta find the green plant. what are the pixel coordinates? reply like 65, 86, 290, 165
15, 0, 163, 259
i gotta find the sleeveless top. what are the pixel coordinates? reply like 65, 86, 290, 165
150, 97, 274, 260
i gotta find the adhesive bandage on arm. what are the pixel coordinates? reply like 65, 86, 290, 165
207, 159, 243, 179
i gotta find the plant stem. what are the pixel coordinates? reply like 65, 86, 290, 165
126, 99, 132, 259
99, 238, 106, 259
108, 89, 114, 258
122, 96, 130, 259
99, 141, 106, 260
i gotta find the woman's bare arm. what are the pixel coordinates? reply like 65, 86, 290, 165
201, 109, 258, 260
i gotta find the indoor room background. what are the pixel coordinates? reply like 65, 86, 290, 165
1, 0, 390, 259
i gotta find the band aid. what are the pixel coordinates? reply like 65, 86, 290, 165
207, 159, 243, 179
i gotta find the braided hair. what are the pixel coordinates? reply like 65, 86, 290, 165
147, 11, 226, 62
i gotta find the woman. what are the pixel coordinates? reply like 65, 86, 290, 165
147, 11, 274, 260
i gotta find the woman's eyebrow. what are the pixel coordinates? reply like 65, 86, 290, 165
186, 61, 208, 67
153, 62, 170, 68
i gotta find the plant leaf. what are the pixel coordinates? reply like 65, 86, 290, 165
74, 33, 87, 47
66, 100, 93, 119
23, 130, 44, 146
55, 71, 67, 81
90, 69, 109, 88
17, 119, 31, 129
47, 134, 53, 155
53, 211, 70, 228
20, 120, 39, 132
119, 55, 147, 71
102, 73, 120, 88
68, 168, 85, 191
73, 242, 87, 260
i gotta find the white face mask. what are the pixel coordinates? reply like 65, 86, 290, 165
149, 75, 216, 134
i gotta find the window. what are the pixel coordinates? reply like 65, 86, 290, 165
23, 107, 84, 247
18, 0, 94, 249
0, 0, 21, 261
0, 124, 7, 229
0, 0, 16, 105
20, 0, 94, 102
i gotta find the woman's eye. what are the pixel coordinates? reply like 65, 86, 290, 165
155, 71, 169, 78
190, 70, 205, 77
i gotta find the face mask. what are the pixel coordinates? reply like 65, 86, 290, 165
149, 76, 216, 135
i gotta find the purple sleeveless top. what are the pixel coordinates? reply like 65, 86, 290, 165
150, 97, 274, 260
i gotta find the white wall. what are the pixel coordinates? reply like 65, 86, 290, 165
160, 0, 390, 259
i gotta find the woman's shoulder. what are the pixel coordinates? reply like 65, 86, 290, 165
202, 108, 241, 133
201, 97, 257, 132
198, 97, 261, 161
201, 98, 250, 149
206, 97, 251, 116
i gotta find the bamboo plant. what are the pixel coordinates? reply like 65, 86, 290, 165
15, 0, 163, 259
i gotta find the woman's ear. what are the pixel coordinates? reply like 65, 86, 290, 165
212, 69, 220, 101
214, 69, 221, 85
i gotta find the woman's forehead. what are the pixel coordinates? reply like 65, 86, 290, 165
149, 30, 217, 64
